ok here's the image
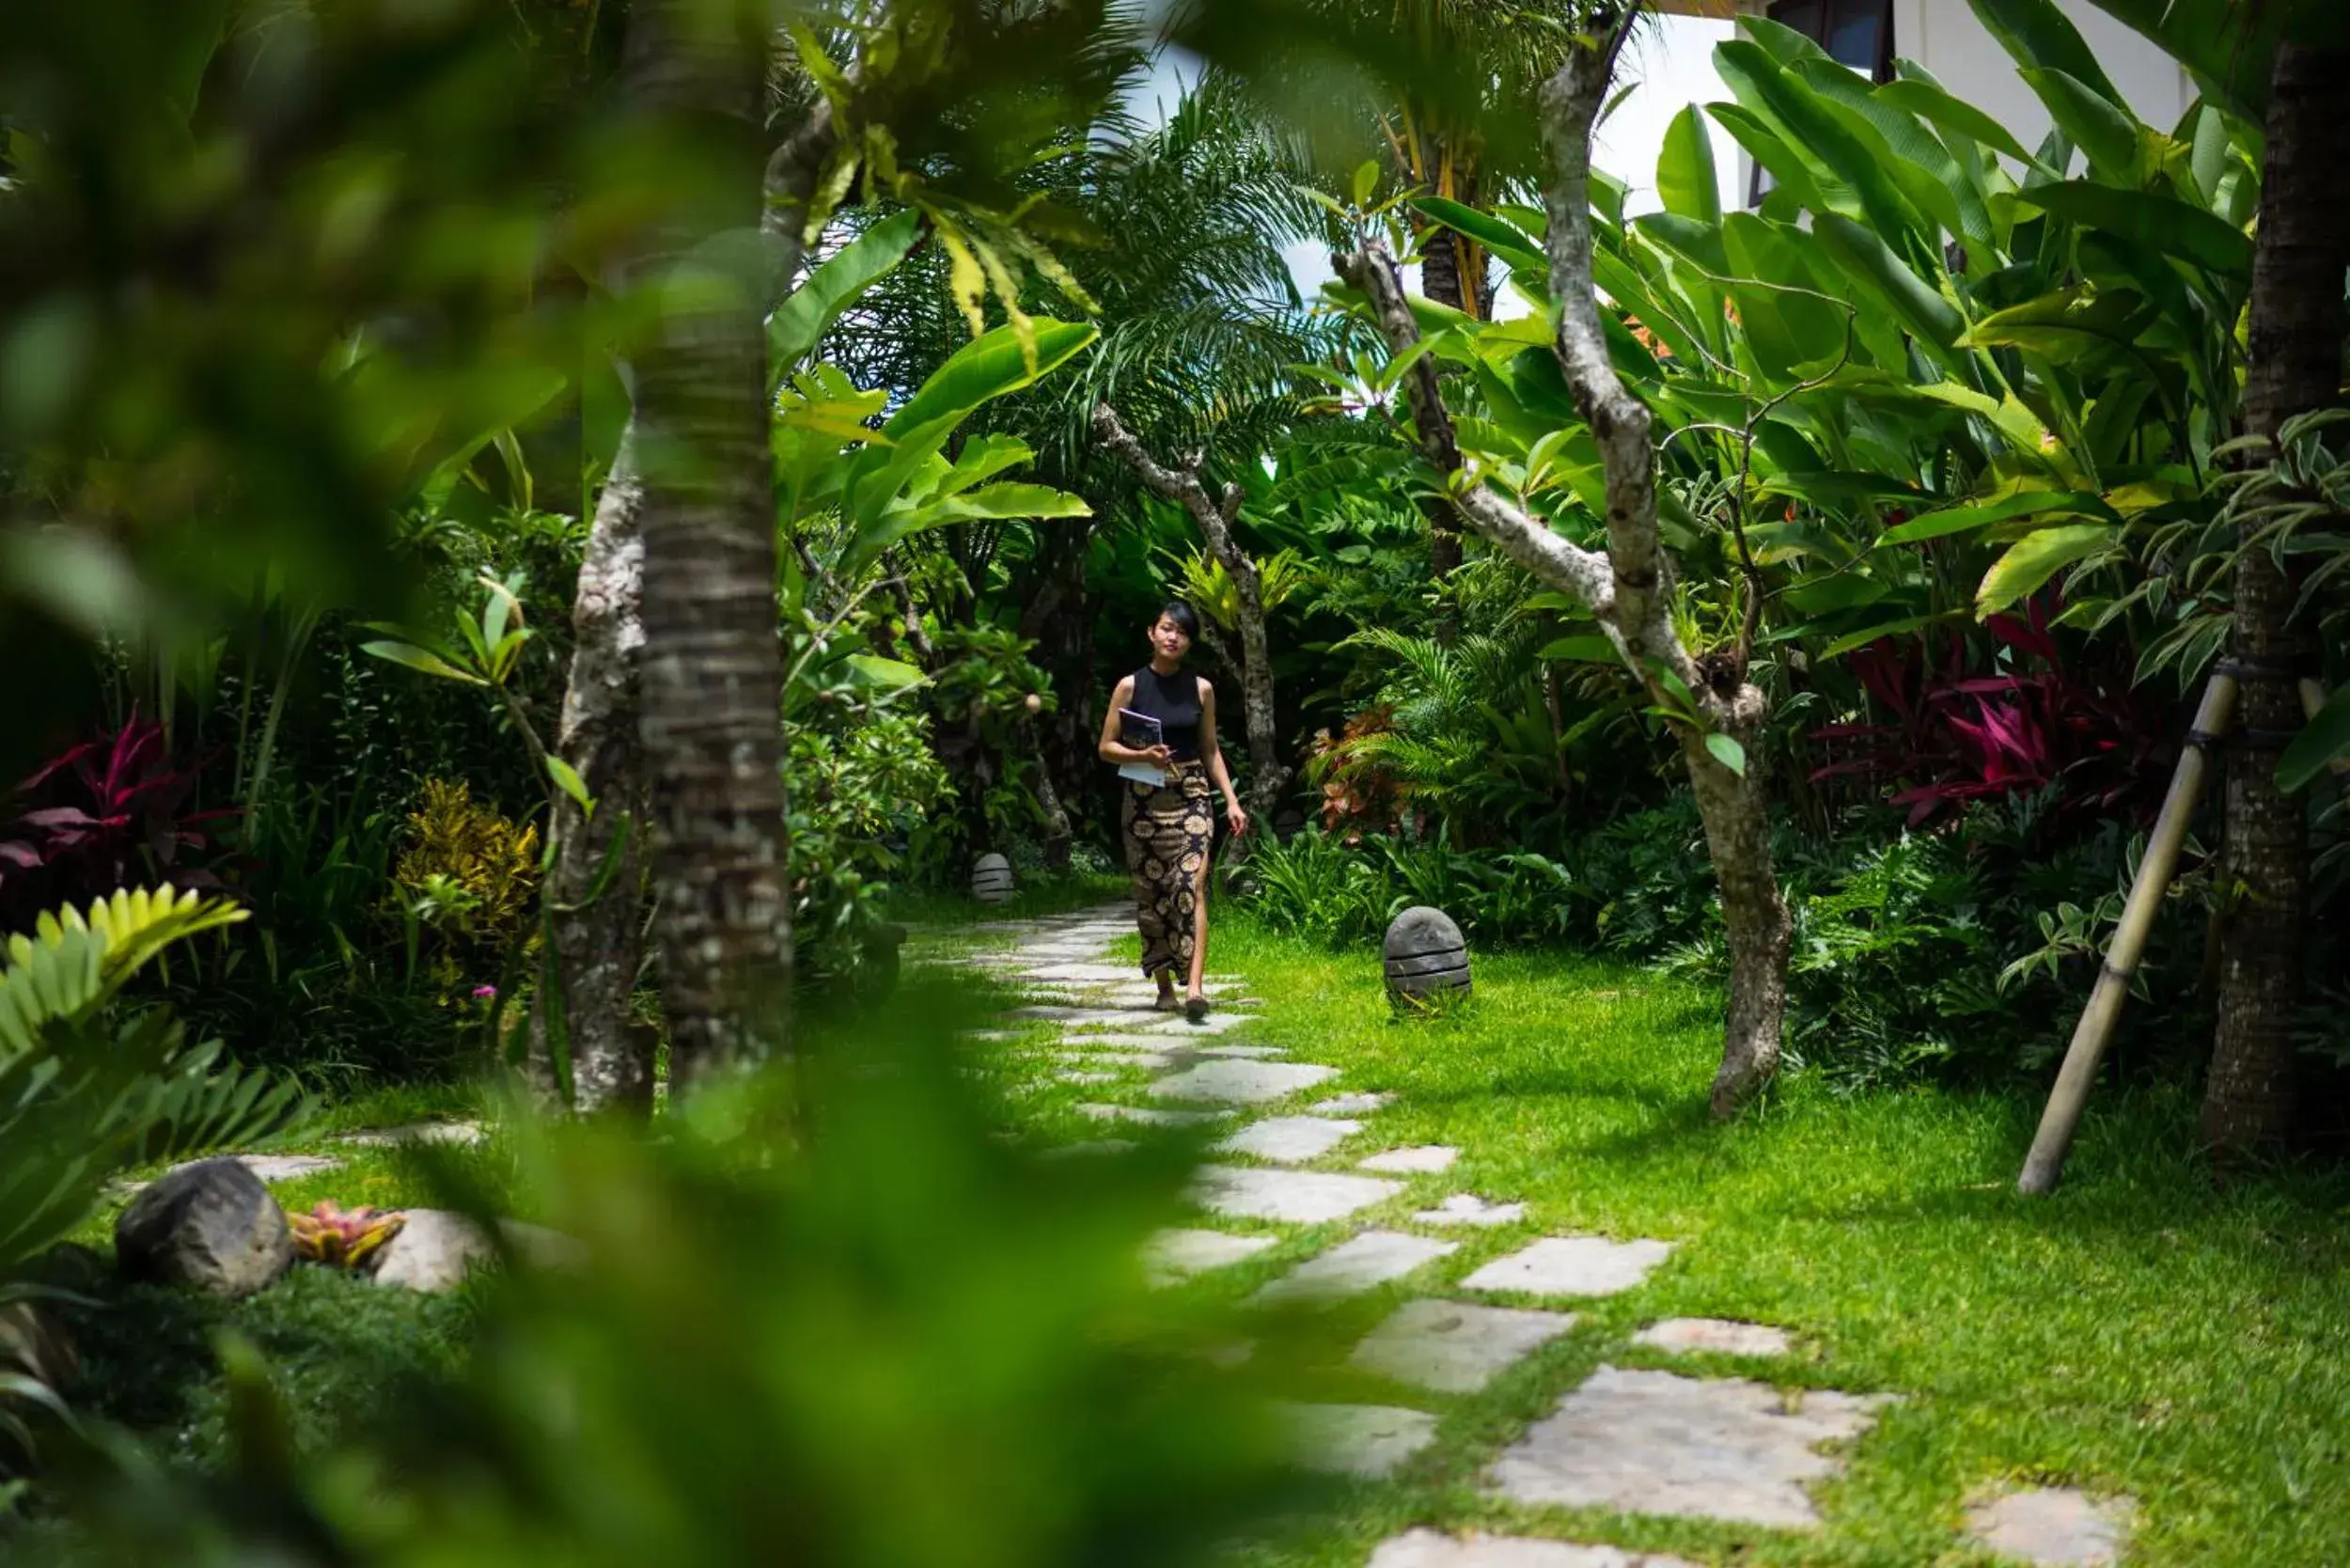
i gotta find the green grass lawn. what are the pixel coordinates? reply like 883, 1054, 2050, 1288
48, 887, 2350, 1565
986, 909, 2350, 1567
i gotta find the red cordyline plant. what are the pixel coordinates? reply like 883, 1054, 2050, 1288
1809, 597, 2173, 829
0, 712, 236, 929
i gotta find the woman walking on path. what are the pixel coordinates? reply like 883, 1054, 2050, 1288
1098, 602, 1249, 1019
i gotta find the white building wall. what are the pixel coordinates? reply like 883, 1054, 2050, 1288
1890, 0, 2194, 146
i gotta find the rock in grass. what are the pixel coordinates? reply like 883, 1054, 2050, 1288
1385, 906, 1470, 1007
114, 1158, 294, 1298
368, 1210, 584, 1293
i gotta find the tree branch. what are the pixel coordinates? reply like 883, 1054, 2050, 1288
1328, 243, 1622, 635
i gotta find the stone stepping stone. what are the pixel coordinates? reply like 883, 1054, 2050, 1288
1310, 1091, 1394, 1116
959, 1028, 1022, 1043
1190, 1165, 1402, 1224
1214, 1115, 1361, 1164
1633, 1319, 1792, 1358
1143, 1228, 1279, 1285
1197, 1044, 1286, 1059
1280, 1403, 1439, 1479
1414, 1194, 1528, 1228
1358, 1145, 1459, 1175
337, 1120, 485, 1149
1369, 1528, 1703, 1567
1350, 1299, 1577, 1394
1463, 1235, 1672, 1299
1250, 1231, 1457, 1306
1020, 964, 1142, 981
1966, 1488, 2133, 1566
1150, 1059, 1336, 1105
1485, 1364, 1890, 1528
1053, 1069, 1121, 1086
1079, 1104, 1226, 1126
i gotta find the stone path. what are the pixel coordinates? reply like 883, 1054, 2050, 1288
931, 904, 2134, 1565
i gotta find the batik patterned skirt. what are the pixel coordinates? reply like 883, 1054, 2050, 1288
1120, 759, 1214, 977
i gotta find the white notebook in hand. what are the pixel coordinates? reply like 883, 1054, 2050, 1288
1117, 707, 1168, 786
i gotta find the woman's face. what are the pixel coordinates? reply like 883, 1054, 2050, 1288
1149, 613, 1192, 661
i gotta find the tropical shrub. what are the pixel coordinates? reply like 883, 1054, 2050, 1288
0, 887, 311, 1465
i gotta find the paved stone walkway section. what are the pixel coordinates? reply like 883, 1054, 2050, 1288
1486, 1365, 1890, 1528
1966, 1488, 2133, 1566
1369, 1530, 1702, 1568
926, 902, 2107, 1563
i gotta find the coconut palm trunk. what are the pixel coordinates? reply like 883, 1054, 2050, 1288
2203, 41, 2350, 1153
619, 0, 791, 1083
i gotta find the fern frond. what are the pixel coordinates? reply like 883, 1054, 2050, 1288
0, 887, 247, 1056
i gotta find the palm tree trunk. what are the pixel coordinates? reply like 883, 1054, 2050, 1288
2204, 41, 2350, 1154
622, 0, 790, 1083
1408, 135, 1486, 598
532, 430, 652, 1112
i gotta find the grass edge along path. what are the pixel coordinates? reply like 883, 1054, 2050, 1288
948, 904, 2350, 1567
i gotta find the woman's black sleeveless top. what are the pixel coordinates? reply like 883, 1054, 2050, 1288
1129, 665, 1203, 760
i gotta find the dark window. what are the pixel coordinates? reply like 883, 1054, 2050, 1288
1749, 0, 1896, 205
1774, 0, 1893, 82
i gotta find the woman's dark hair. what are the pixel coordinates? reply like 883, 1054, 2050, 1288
1153, 600, 1200, 639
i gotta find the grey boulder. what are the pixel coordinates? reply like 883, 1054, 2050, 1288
114, 1158, 294, 1298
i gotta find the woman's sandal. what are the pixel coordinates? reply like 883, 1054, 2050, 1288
1183, 993, 1210, 1023
1153, 990, 1180, 1012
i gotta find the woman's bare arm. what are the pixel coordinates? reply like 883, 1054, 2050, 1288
1098, 676, 1170, 765
1198, 681, 1248, 834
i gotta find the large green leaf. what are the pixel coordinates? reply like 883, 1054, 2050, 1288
1878, 490, 2115, 545
1872, 79, 2040, 166
1968, 0, 2126, 107
767, 209, 922, 385
1658, 105, 1720, 227
1410, 197, 1547, 281
1716, 41, 1928, 251
1975, 523, 2115, 614
1705, 102, 1831, 216
2076, 0, 2326, 121
2015, 180, 2254, 276
2017, 68, 2140, 183
1722, 213, 1850, 381
2279, 682, 2350, 794
884, 319, 1096, 438
1810, 212, 1966, 353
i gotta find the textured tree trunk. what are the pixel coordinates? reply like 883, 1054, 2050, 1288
1093, 405, 1292, 823
2203, 42, 2350, 1154
1334, 10, 1793, 1116
623, 0, 791, 1084
1409, 139, 1485, 599
532, 431, 652, 1113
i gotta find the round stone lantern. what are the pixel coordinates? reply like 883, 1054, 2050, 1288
1385, 905, 1470, 1007
970, 853, 1016, 905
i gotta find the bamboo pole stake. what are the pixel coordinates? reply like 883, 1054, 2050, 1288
2017, 671, 2240, 1195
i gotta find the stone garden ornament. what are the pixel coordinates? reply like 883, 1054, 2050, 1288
1385, 906, 1470, 1009
970, 853, 1015, 905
